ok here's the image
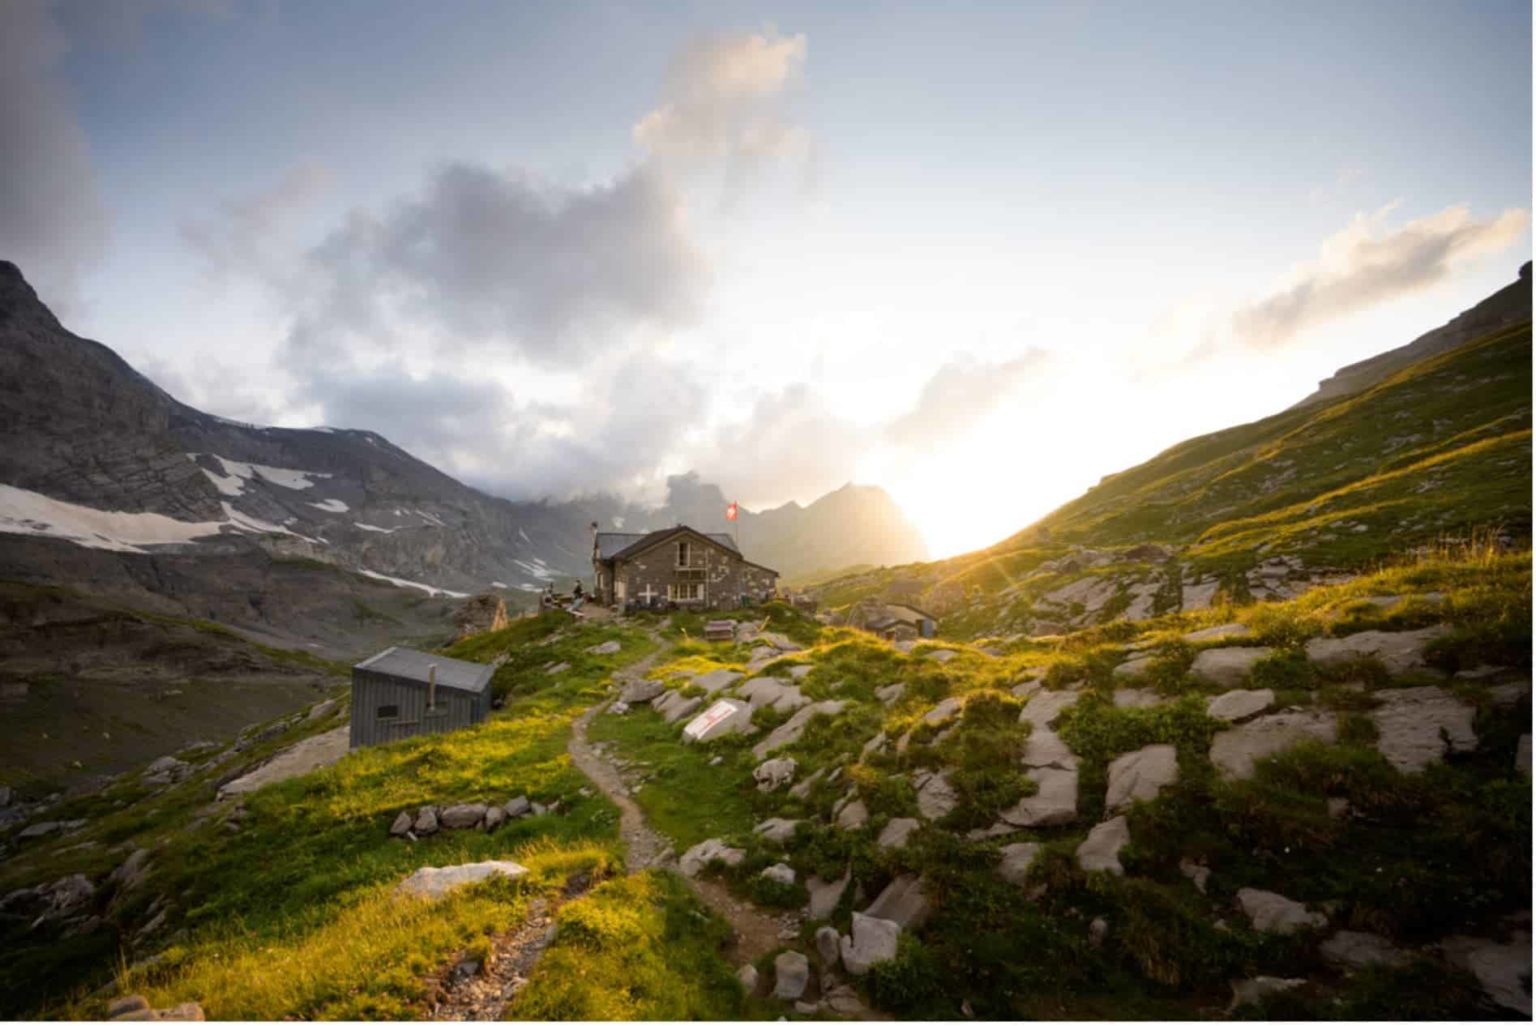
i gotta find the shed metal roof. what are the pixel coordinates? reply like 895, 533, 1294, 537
353, 646, 495, 694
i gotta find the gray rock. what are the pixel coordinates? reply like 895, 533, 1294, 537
1076, 815, 1130, 875
1320, 930, 1409, 969
503, 795, 530, 818
1304, 625, 1451, 676
413, 807, 440, 835
1229, 976, 1305, 1011
860, 731, 888, 758
1112, 687, 1161, 708
107, 995, 151, 1018
109, 849, 152, 892
1206, 688, 1275, 722
483, 805, 506, 831
1089, 916, 1109, 946
926, 648, 958, 664
753, 701, 846, 759
1179, 858, 1209, 893
737, 963, 759, 992
923, 695, 964, 725
1209, 711, 1338, 780
655, 691, 702, 725
1183, 622, 1253, 643
773, 950, 810, 1000
753, 818, 803, 845
753, 757, 798, 792
877, 817, 921, 850
806, 869, 850, 920
999, 764, 1079, 827
738, 676, 809, 713
816, 924, 841, 966
1189, 647, 1274, 688
1442, 931, 1532, 1015
1182, 579, 1221, 611
396, 861, 528, 900
1235, 887, 1327, 934
439, 803, 488, 830
1020, 689, 1079, 729
1370, 686, 1477, 772
788, 767, 825, 800
46, 873, 95, 916
1105, 744, 1178, 811
618, 678, 664, 704
788, 664, 814, 680
915, 771, 957, 820
874, 683, 906, 705
996, 842, 1041, 887
864, 874, 931, 929
1113, 656, 1157, 680
839, 912, 900, 975
1327, 796, 1350, 819
305, 698, 339, 722
1011, 678, 1043, 701
679, 838, 745, 878
834, 797, 869, 831
682, 698, 753, 743
822, 983, 869, 1017
1022, 728, 1077, 769
587, 639, 622, 655
761, 863, 796, 886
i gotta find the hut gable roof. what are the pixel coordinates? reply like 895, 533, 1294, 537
354, 646, 494, 695
596, 525, 741, 563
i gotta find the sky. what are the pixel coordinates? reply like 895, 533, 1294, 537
3, 0, 1531, 558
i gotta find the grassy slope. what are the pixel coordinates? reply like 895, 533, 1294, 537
0, 612, 744, 1020
815, 322, 1531, 634
592, 559, 1530, 1018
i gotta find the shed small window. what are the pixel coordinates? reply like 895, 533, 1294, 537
377, 704, 400, 719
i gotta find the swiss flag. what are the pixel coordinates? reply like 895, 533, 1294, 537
725, 502, 739, 521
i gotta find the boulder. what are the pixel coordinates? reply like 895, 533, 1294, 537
996, 842, 1041, 887
926, 648, 958, 663
874, 683, 906, 705
816, 924, 841, 966
1228, 977, 1305, 1011
839, 912, 900, 975
1235, 887, 1327, 934
915, 771, 957, 820
1076, 816, 1130, 875
1113, 656, 1157, 680
682, 699, 753, 743
396, 861, 529, 900
679, 838, 745, 878
439, 803, 488, 830
587, 639, 622, 655
1022, 728, 1077, 768
503, 795, 531, 818
788, 664, 814, 680
834, 797, 869, 831
773, 950, 810, 1000
923, 696, 964, 725
109, 849, 152, 892
877, 817, 920, 850
46, 874, 96, 915
483, 806, 506, 831
1209, 711, 1338, 780
864, 874, 931, 929
860, 731, 888, 758
413, 807, 440, 835
1369, 686, 1477, 773
752, 701, 846, 759
999, 765, 1078, 827
1183, 622, 1252, 643
1189, 647, 1273, 688
1179, 858, 1210, 893
655, 691, 702, 725
1304, 625, 1450, 675
822, 983, 869, 1017
806, 869, 850, 920
753, 818, 803, 845
789, 768, 825, 800
738, 677, 809, 714
1206, 688, 1274, 722
1319, 930, 1409, 970
761, 863, 796, 886
1182, 579, 1221, 611
1020, 690, 1079, 729
1105, 744, 1178, 811
1112, 688, 1161, 708
1442, 931, 1532, 1015
753, 757, 798, 792
618, 678, 665, 704
737, 963, 759, 993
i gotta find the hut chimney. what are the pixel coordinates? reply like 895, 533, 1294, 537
428, 663, 438, 710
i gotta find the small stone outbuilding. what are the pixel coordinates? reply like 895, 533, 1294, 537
349, 647, 494, 749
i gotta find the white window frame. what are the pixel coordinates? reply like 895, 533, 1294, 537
667, 582, 704, 602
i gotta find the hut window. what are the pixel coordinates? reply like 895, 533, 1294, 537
377, 704, 399, 719
676, 540, 691, 566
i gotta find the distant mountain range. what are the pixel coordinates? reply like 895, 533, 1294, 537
0, 259, 926, 649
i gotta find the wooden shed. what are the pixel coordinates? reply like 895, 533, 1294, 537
349, 646, 494, 749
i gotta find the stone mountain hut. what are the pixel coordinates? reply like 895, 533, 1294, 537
349, 646, 494, 749
591, 524, 779, 611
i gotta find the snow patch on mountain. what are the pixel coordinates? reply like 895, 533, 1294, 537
309, 499, 349, 513
0, 483, 225, 552
358, 568, 469, 599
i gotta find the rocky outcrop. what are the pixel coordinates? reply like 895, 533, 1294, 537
1076, 816, 1130, 875
1209, 711, 1337, 780
1235, 887, 1327, 934
839, 912, 900, 975
1105, 744, 1178, 811
679, 838, 745, 878
1304, 626, 1451, 676
1189, 647, 1273, 688
396, 861, 529, 900
1370, 686, 1477, 772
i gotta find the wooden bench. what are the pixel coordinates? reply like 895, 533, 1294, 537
704, 620, 736, 642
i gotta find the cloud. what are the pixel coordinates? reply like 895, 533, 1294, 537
885, 351, 1051, 448
634, 27, 811, 189
180, 163, 332, 285
0, 1, 110, 312
1232, 203, 1530, 348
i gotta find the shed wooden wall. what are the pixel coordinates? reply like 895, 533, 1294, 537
348, 668, 490, 749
